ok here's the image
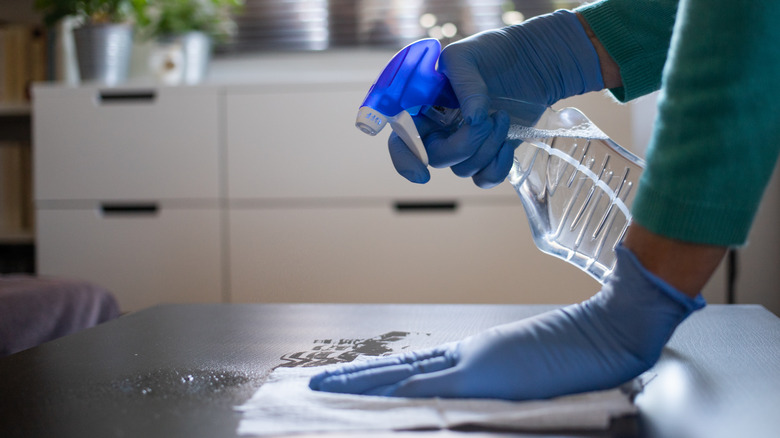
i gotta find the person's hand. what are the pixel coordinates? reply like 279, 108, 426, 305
389, 109, 513, 187
309, 246, 705, 400
391, 10, 604, 188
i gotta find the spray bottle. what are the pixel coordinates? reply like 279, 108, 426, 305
356, 39, 645, 283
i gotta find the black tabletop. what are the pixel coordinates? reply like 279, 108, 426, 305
0, 303, 778, 438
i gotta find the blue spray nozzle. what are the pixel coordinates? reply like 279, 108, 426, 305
362, 38, 459, 118
356, 39, 460, 164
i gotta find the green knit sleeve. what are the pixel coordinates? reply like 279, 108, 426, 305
630, 0, 780, 246
576, 0, 678, 101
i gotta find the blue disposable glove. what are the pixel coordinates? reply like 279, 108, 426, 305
391, 10, 604, 188
309, 246, 705, 400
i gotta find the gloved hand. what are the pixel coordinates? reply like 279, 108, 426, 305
309, 246, 705, 400
391, 10, 604, 188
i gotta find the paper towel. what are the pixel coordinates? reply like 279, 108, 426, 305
236, 365, 645, 436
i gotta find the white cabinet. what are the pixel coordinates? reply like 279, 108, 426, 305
36, 207, 223, 312
229, 203, 594, 304
34, 86, 221, 201
33, 85, 223, 312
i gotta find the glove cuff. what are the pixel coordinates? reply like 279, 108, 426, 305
580, 245, 707, 370
554, 10, 605, 95
511, 10, 605, 102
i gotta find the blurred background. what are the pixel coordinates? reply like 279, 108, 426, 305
2, 0, 779, 316
219, 0, 581, 52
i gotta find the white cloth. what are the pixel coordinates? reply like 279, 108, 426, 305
235, 365, 645, 436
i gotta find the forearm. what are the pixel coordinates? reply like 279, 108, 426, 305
623, 224, 726, 298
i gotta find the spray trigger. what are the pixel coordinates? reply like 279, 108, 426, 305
389, 110, 428, 165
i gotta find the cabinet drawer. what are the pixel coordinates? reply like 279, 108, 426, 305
228, 202, 596, 304
33, 86, 220, 201
36, 206, 222, 312
226, 86, 517, 200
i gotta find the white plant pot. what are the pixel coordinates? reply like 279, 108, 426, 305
151, 31, 212, 85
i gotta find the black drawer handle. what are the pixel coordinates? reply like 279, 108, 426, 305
394, 201, 458, 212
100, 203, 159, 216
98, 90, 156, 104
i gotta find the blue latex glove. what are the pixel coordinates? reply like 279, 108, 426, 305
392, 10, 604, 188
309, 246, 705, 400
390, 110, 512, 186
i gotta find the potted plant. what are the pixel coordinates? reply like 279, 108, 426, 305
133, 0, 243, 84
35, 0, 139, 84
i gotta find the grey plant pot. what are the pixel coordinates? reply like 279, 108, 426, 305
73, 23, 133, 85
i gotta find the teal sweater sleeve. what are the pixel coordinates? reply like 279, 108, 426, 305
577, 0, 780, 246
576, 0, 678, 101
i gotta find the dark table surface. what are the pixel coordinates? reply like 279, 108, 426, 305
1, 303, 778, 438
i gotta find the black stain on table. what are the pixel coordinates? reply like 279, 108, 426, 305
278, 331, 429, 368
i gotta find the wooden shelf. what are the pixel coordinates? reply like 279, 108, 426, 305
0, 101, 35, 254
0, 232, 35, 245
0, 102, 32, 117
0, 103, 32, 144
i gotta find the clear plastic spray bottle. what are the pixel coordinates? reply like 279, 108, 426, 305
355, 39, 645, 283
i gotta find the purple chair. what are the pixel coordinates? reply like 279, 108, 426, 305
0, 275, 120, 356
